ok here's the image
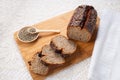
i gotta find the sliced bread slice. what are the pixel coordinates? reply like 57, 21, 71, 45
28, 53, 49, 75
41, 45, 65, 65
50, 35, 77, 55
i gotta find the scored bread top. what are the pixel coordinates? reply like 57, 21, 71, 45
68, 5, 97, 34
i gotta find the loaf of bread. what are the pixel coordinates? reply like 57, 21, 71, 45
28, 35, 77, 75
67, 5, 97, 42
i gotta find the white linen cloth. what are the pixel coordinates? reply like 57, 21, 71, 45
0, 0, 120, 80
88, 10, 120, 80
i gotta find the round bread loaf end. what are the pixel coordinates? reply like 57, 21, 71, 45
28, 53, 49, 75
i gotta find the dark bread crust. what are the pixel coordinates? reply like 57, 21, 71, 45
67, 5, 97, 42
84, 7, 97, 34
68, 5, 94, 29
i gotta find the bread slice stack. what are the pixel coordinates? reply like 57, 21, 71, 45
28, 35, 77, 75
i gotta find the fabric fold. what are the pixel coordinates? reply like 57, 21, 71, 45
88, 10, 120, 80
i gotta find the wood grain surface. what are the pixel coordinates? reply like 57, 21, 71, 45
14, 11, 99, 80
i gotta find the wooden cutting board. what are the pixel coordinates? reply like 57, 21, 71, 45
14, 11, 99, 80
